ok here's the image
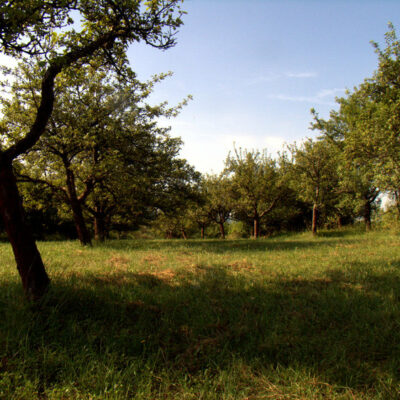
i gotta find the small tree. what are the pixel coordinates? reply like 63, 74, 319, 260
225, 148, 282, 238
288, 139, 339, 235
203, 174, 233, 239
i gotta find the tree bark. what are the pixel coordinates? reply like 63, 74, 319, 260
94, 214, 106, 242
181, 228, 188, 240
363, 200, 372, 231
337, 215, 343, 229
253, 216, 260, 239
312, 203, 318, 236
70, 199, 91, 245
0, 164, 50, 299
200, 225, 205, 239
219, 222, 225, 239
65, 168, 91, 246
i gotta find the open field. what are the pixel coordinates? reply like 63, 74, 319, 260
0, 230, 400, 399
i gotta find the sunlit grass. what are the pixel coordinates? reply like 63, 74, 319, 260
0, 229, 399, 399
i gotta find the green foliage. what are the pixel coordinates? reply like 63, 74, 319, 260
312, 24, 400, 222
202, 174, 234, 238
224, 147, 283, 237
2, 58, 198, 240
287, 138, 339, 207
0, 0, 185, 58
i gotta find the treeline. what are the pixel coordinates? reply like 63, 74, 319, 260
150, 140, 377, 240
3, 25, 400, 242
155, 24, 400, 239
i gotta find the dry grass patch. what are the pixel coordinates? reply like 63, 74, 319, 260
148, 268, 176, 282
140, 252, 167, 267
227, 258, 255, 272
108, 254, 130, 269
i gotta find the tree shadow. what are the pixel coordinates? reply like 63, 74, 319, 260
1, 262, 400, 397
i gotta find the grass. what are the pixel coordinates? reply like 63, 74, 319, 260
0, 229, 400, 399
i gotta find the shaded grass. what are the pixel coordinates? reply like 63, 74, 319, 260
0, 230, 399, 398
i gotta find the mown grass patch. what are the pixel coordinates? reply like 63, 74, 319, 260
0, 230, 399, 399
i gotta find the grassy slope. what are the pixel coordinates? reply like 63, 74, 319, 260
0, 230, 399, 399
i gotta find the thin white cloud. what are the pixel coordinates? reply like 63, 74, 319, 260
286, 72, 317, 78
268, 87, 346, 106
316, 88, 346, 98
247, 72, 281, 85
247, 70, 317, 85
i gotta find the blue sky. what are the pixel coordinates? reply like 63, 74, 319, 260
132, 2, 400, 172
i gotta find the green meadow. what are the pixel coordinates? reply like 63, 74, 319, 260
0, 230, 400, 399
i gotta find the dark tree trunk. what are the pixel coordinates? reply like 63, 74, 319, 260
253, 216, 260, 239
181, 228, 188, 240
94, 213, 106, 242
364, 200, 372, 231
65, 169, 91, 246
312, 203, 318, 236
0, 164, 50, 299
395, 191, 400, 219
201, 225, 205, 239
337, 215, 343, 229
219, 222, 225, 239
70, 198, 92, 245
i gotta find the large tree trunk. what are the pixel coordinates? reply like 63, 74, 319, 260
363, 200, 372, 231
0, 164, 50, 299
312, 203, 318, 236
219, 222, 225, 239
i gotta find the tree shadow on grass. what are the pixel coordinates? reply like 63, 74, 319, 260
0, 263, 400, 397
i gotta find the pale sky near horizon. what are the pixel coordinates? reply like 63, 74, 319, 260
127, 0, 400, 173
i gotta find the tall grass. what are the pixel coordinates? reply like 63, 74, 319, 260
0, 230, 399, 399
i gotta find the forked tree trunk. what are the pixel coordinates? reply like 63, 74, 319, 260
0, 164, 50, 299
219, 222, 225, 239
312, 203, 318, 236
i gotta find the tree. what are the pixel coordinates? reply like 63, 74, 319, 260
313, 25, 400, 224
89, 137, 200, 241
4, 59, 189, 245
0, 0, 185, 299
311, 109, 380, 231
203, 174, 233, 239
288, 139, 338, 235
225, 148, 282, 238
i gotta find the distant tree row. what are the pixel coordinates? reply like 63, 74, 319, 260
153, 25, 400, 239
6, 25, 400, 243
2, 19, 400, 251
152, 137, 379, 239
